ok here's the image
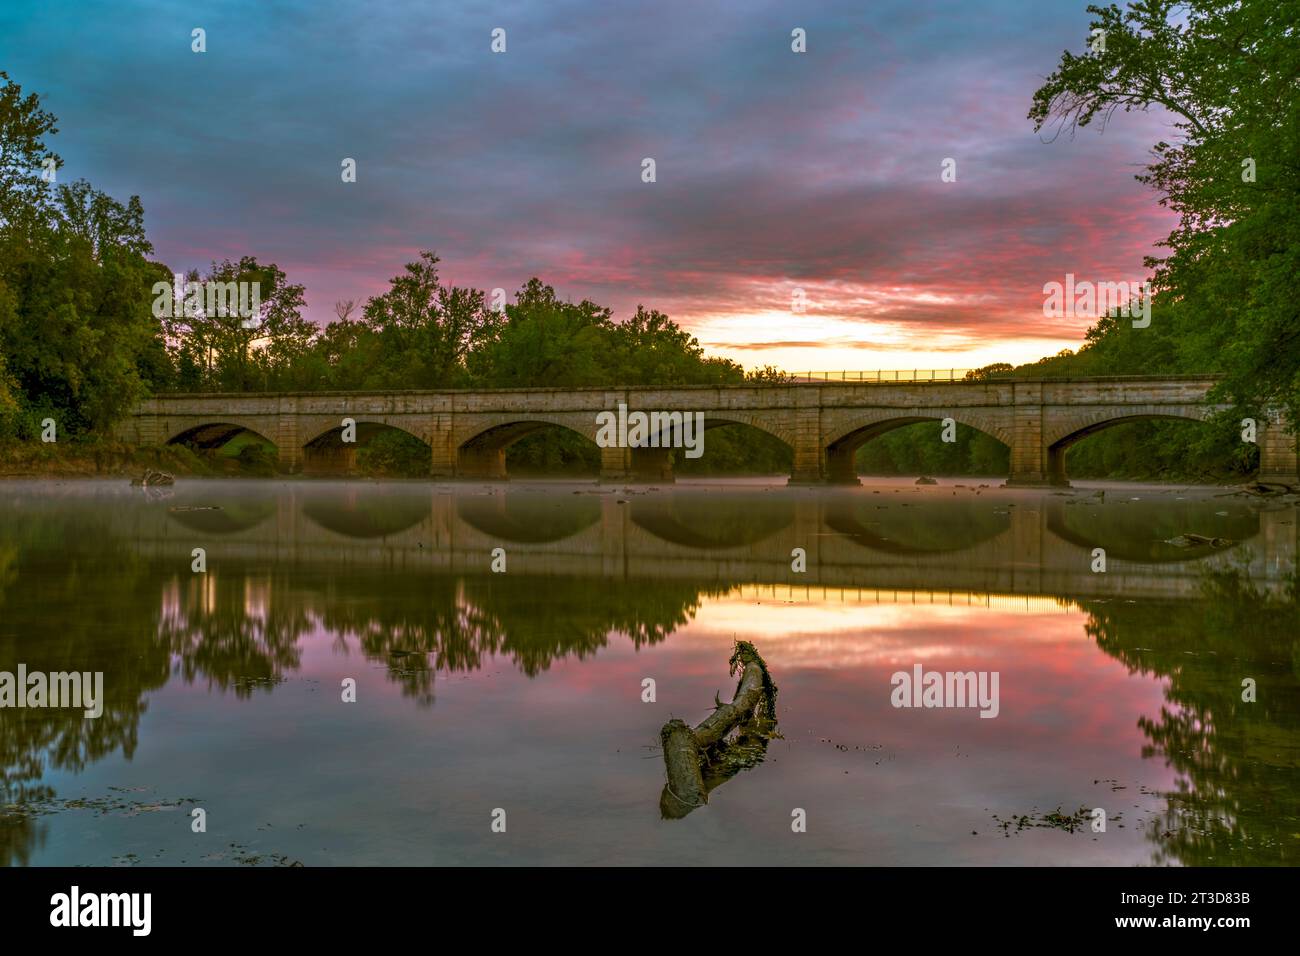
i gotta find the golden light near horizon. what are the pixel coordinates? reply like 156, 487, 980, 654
687, 308, 1080, 374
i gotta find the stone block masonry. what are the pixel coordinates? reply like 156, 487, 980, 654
116, 377, 1298, 486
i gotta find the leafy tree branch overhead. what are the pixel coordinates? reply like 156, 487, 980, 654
1031, 0, 1300, 422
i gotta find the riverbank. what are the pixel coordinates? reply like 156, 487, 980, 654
0, 441, 222, 479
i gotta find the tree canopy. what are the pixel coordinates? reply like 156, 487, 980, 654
1030, 0, 1300, 423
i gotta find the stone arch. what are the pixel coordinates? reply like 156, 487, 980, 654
164, 418, 278, 449
590, 409, 797, 484
1045, 406, 1216, 484
453, 414, 602, 479
699, 411, 796, 450
300, 417, 434, 449
299, 418, 433, 476
821, 410, 1014, 484
456, 416, 599, 450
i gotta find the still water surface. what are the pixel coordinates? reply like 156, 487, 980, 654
1, 478, 1297, 865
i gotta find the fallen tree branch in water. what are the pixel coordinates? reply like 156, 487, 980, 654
130, 468, 174, 487
1221, 481, 1298, 497
659, 641, 779, 819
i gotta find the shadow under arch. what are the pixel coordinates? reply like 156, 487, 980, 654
1042, 498, 1260, 563
302, 421, 432, 476
303, 419, 431, 449
693, 415, 793, 448
825, 416, 1010, 485
629, 495, 794, 549
166, 421, 277, 451
626, 415, 794, 483
456, 494, 602, 543
823, 497, 1011, 555
1047, 412, 1213, 485
458, 420, 600, 479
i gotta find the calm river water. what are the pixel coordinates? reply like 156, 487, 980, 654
1, 478, 1296, 866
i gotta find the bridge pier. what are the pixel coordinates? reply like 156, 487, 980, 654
457, 446, 509, 480
787, 467, 826, 485
1043, 444, 1071, 487
635, 447, 675, 483
277, 444, 302, 474
628, 447, 675, 483
1258, 418, 1299, 485
274, 403, 302, 474
430, 415, 457, 479
1004, 383, 1069, 487
824, 444, 862, 485
1005, 384, 1046, 486
789, 393, 833, 484
596, 445, 678, 483
598, 445, 634, 483
302, 445, 357, 476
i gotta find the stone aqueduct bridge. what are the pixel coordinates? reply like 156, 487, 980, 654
120, 375, 1300, 485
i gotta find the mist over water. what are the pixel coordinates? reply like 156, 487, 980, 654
1, 478, 1296, 866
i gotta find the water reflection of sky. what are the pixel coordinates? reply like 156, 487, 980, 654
29, 588, 1173, 866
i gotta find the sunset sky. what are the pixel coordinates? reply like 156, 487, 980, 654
1, 0, 1178, 372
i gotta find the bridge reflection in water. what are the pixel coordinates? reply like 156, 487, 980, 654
120, 482, 1292, 601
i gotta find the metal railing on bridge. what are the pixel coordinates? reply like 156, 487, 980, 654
789, 369, 983, 383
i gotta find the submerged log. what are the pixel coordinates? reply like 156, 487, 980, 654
1166, 532, 1233, 548
659, 719, 706, 812
659, 641, 778, 819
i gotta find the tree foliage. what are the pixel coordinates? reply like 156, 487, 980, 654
1030, 0, 1300, 423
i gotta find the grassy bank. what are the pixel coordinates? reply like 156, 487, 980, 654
0, 440, 262, 479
